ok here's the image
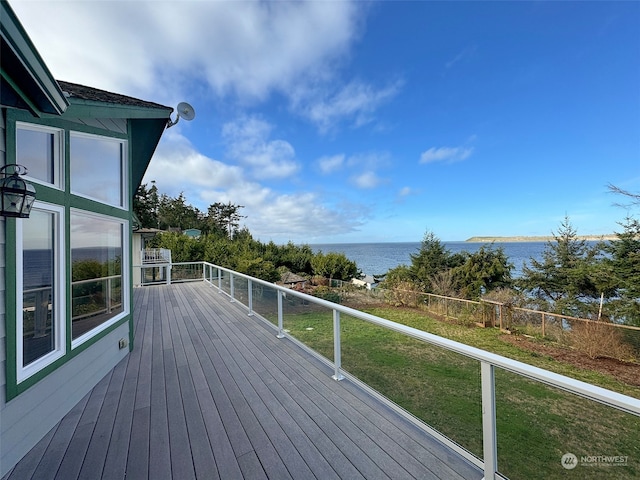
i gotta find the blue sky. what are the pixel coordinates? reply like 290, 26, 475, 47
13, 1, 640, 243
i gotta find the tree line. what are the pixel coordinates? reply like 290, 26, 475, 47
383, 186, 639, 327
135, 184, 639, 326
134, 184, 358, 283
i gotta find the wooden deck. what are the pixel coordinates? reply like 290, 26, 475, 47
4, 282, 482, 479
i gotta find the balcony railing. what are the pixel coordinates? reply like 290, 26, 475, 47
139, 261, 640, 480
142, 248, 172, 264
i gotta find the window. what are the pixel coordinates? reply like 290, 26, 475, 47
17, 203, 66, 382
16, 122, 64, 189
70, 132, 127, 208
71, 210, 128, 346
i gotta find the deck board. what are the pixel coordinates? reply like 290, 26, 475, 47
3, 282, 482, 480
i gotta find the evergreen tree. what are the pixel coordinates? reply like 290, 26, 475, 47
133, 182, 160, 228
409, 231, 465, 292
311, 251, 358, 281
518, 216, 602, 316
207, 202, 246, 239
452, 245, 512, 300
602, 216, 640, 325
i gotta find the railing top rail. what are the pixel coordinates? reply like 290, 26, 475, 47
72, 274, 121, 285
203, 262, 640, 416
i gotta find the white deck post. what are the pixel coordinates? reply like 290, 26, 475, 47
230, 273, 235, 302
481, 361, 498, 480
277, 290, 285, 338
248, 279, 254, 316
217, 268, 222, 293
332, 310, 344, 381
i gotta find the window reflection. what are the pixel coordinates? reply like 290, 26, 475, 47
71, 133, 125, 207
17, 124, 61, 187
22, 210, 55, 365
71, 212, 124, 340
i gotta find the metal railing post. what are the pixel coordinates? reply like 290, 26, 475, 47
230, 273, 235, 302
276, 290, 285, 338
332, 310, 344, 381
481, 362, 498, 480
106, 278, 112, 313
217, 268, 222, 293
248, 279, 254, 316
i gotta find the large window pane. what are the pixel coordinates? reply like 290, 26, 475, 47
18, 203, 65, 381
22, 210, 55, 364
70, 132, 126, 207
16, 123, 62, 188
71, 211, 126, 342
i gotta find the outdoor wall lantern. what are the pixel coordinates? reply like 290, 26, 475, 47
0, 164, 36, 218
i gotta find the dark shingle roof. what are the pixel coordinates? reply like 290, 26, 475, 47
57, 80, 172, 112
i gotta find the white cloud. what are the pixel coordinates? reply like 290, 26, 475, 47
420, 146, 474, 164
12, 1, 364, 103
352, 171, 382, 189
222, 116, 299, 179
398, 187, 413, 197
444, 45, 478, 70
318, 154, 346, 174
244, 193, 365, 242
145, 132, 363, 243
292, 79, 403, 133
145, 131, 244, 191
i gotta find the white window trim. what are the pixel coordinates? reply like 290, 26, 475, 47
17, 202, 66, 383
16, 122, 65, 190
70, 131, 128, 210
70, 209, 130, 349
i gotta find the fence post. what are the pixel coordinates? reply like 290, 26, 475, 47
481, 362, 498, 480
230, 272, 235, 302
541, 312, 546, 338
332, 310, 345, 381
276, 290, 285, 338
499, 304, 503, 330
248, 279, 254, 316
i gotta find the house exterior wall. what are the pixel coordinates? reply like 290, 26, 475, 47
0, 109, 134, 476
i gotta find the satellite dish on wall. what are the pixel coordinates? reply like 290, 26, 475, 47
166, 101, 196, 128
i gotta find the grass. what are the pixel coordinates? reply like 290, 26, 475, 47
281, 304, 640, 480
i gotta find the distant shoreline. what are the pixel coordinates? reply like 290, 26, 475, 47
465, 235, 617, 243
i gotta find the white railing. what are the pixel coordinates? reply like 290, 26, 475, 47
142, 248, 172, 264
142, 261, 640, 480
133, 261, 204, 286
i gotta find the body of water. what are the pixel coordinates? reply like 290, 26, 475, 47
310, 241, 556, 277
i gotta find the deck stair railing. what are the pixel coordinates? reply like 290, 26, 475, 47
138, 261, 640, 480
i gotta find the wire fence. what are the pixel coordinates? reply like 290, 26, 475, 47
368, 286, 640, 362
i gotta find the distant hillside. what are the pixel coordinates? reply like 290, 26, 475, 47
465, 234, 618, 243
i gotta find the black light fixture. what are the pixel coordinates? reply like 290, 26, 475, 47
0, 164, 36, 218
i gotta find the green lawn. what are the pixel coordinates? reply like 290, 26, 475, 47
281, 305, 640, 480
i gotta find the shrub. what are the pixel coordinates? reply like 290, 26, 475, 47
569, 320, 636, 361
313, 286, 341, 304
